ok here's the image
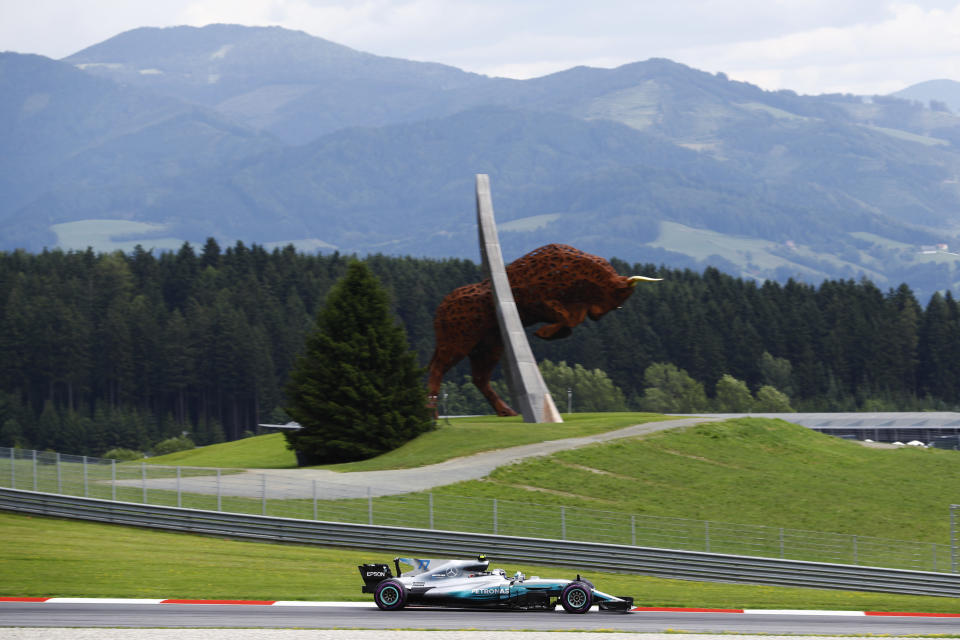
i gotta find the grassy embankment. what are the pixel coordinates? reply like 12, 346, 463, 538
7, 413, 960, 609
144, 412, 670, 470
3, 510, 959, 612
436, 417, 960, 543
145, 415, 960, 546
3, 413, 674, 527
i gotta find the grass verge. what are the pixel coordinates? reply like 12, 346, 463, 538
14, 418, 958, 571
2, 511, 959, 613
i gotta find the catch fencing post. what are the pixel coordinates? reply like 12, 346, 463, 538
312, 480, 318, 520
32, 450, 37, 491
951, 505, 958, 573
261, 474, 267, 516
176, 467, 181, 508
705, 521, 710, 552
216, 469, 222, 511
429, 493, 434, 529
56, 453, 61, 493
493, 499, 498, 535
631, 515, 636, 546
9, 448, 13, 489
111, 460, 116, 501
141, 463, 146, 503
779, 527, 785, 558
853, 535, 858, 565
83, 456, 88, 497
367, 487, 373, 525
561, 506, 566, 540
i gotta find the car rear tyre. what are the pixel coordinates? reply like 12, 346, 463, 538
560, 581, 593, 614
374, 579, 407, 611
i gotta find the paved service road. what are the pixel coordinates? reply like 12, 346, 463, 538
116, 417, 719, 498
2, 603, 960, 635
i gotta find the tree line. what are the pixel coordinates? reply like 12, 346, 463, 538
1, 240, 958, 455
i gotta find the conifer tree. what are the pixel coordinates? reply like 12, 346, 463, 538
284, 261, 433, 465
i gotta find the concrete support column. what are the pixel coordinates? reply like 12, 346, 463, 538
475, 174, 561, 423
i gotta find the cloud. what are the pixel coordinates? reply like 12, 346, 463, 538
1, 0, 959, 95
668, 2, 960, 94
0, 0, 192, 58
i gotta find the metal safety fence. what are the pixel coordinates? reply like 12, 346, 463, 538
4, 487, 960, 598
0, 446, 953, 574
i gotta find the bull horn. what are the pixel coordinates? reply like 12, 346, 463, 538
628, 275, 662, 287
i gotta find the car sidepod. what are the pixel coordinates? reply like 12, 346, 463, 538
418, 577, 548, 609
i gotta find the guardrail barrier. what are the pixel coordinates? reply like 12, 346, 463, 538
2, 487, 959, 598
0, 446, 952, 575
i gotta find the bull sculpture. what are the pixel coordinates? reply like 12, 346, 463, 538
427, 243, 660, 416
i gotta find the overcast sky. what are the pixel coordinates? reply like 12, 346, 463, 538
2, 0, 959, 96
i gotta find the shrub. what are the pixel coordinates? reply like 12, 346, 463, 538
151, 436, 195, 456
102, 448, 143, 461
754, 385, 794, 412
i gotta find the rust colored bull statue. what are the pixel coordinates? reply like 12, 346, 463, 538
427, 243, 660, 416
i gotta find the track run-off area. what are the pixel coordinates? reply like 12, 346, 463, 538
2, 599, 960, 636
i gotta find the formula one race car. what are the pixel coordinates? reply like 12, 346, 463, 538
359, 555, 634, 613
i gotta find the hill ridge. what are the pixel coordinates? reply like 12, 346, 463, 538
5, 24, 960, 295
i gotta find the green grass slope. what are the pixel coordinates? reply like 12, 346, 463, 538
3, 511, 958, 612
143, 416, 960, 546
431, 418, 960, 544
144, 413, 669, 470
144, 433, 297, 468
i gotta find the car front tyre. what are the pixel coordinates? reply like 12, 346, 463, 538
560, 581, 593, 614
373, 579, 407, 611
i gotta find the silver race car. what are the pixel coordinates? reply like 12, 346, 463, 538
359, 555, 634, 613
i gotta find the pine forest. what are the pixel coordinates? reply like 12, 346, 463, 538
2, 239, 958, 456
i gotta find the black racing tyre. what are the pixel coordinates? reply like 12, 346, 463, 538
373, 579, 407, 611
560, 581, 593, 614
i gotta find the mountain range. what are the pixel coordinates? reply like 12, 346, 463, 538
4, 24, 960, 295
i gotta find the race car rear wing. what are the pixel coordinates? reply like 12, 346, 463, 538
358, 563, 393, 593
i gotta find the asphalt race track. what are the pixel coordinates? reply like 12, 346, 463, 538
3, 602, 960, 635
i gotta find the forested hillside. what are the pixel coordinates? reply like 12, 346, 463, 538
2, 241, 958, 455
7, 25, 960, 292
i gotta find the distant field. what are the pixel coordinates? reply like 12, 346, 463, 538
647, 221, 885, 282
849, 231, 915, 250
863, 124, 950, 147
51, 219, 185, 253
499, 213, 565, 232
3, 511, 958, 612
738, 102, 811, 121
145, 413, 669, 471
585, 84, 661, 130
850, 230, 960, 264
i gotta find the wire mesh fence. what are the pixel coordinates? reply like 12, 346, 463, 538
1, 446, 954, 573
